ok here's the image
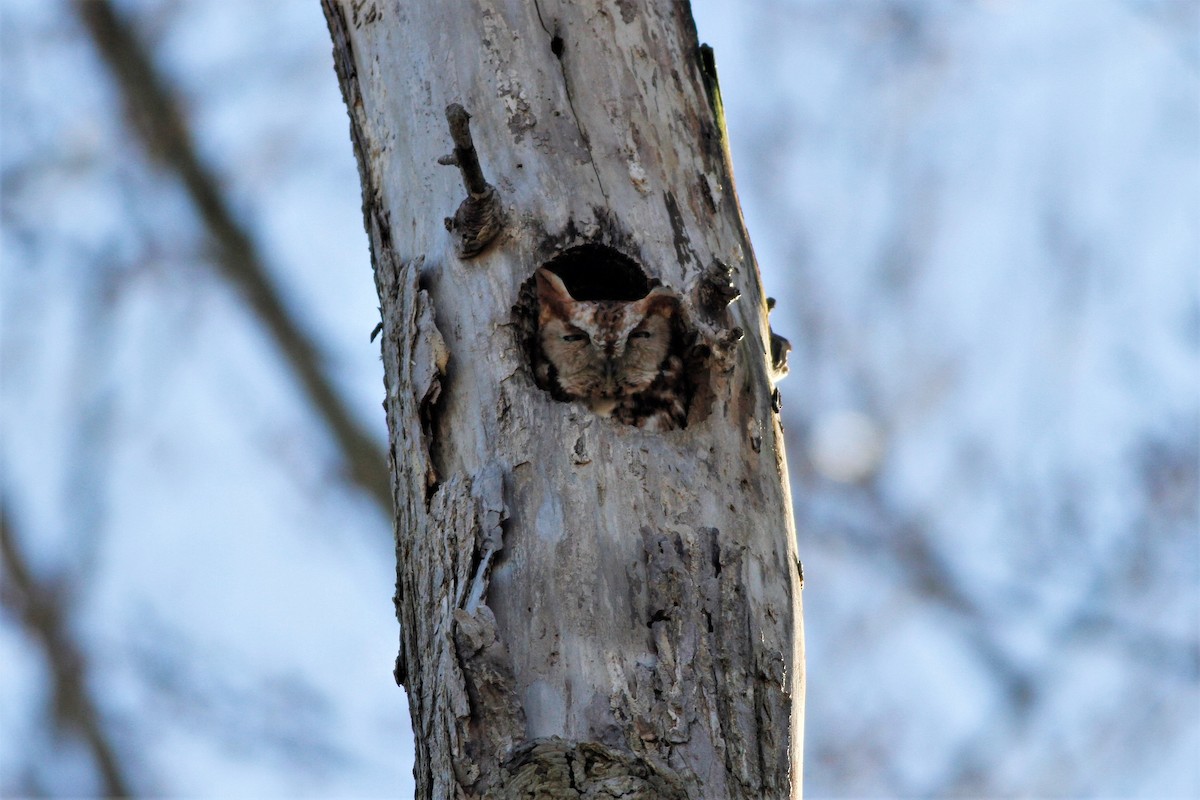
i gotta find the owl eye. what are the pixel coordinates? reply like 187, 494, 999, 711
562, 332, 589, 343
629, 330, 653, 340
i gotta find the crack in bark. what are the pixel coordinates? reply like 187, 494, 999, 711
532, 0, 611, 208
463, 463, 508, 613
663, 190, 701, 272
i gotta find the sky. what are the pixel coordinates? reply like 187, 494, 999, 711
2, 0, 1197, 797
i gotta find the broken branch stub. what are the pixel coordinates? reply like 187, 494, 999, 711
440, 103, 505, 258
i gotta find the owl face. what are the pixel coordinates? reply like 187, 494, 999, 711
536, 268, 677, 400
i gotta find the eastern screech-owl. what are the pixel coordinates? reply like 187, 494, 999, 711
535, 268, 687, 431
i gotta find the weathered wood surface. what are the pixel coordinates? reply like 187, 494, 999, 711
323, 1, 804, 797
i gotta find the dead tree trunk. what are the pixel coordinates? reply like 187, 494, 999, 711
323, 1, 804, 797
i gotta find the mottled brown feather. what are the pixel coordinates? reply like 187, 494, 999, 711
534, 268, 688, 430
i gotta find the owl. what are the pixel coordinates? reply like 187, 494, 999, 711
534, 268, 687, 431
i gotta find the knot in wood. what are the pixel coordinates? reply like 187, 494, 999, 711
488, 738, 688, 800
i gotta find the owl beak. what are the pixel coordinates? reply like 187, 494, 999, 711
603, 359, 619, 391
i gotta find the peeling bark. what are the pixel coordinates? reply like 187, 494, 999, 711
323, 1, 804, 797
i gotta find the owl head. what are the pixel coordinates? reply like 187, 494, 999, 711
536, 268, 679, 400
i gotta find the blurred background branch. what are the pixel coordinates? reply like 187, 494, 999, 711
1, 499, 132, 797
72, 0, 389, 512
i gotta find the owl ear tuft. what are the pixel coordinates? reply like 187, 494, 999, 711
536, 268, 573, 301
535, 269, 574, 317
638, 286, 679, 317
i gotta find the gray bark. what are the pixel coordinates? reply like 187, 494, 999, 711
323, 1, 804, 797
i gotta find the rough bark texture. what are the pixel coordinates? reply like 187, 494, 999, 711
323, 1, 804, 797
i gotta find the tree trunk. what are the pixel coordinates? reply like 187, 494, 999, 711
322, 1, 804, 798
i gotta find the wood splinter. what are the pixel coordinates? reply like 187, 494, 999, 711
439, 103, 504, 258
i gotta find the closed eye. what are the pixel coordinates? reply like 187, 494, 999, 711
629, 330, 653, 340
562, 332, 589, 343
